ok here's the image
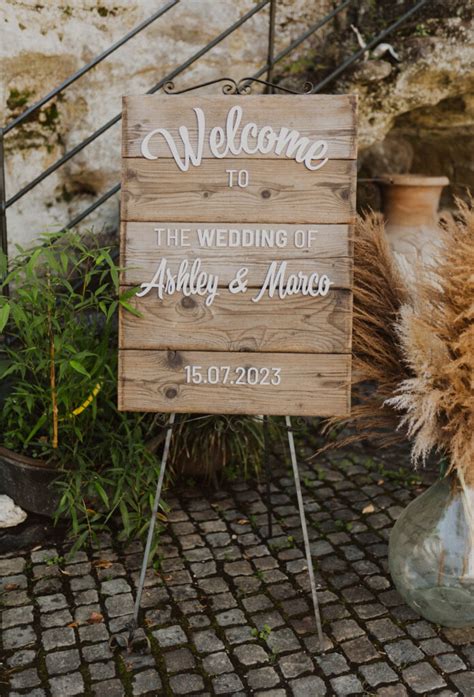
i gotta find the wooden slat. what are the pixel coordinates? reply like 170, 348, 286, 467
121, 158, 356, 224
123, 94, 357, 160
119, 289, 352, 353
118, 350, 351, 416
121, 221, 352, 287
122, 256, 351, 290
123, 222, 351, 258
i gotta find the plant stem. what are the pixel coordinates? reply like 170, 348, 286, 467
47, 273, 58, 449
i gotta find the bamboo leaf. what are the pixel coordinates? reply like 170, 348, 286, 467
94, 481, 110, 508
0, 303, 10, 333
69, 360, 90, 378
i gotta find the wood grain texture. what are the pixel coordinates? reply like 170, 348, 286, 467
119, 289, 352, 353
122, 94, 357, 160
122, 255, 351, 289
121, 158, 356, 224
118, 350, 351, 416
121, 220, 352, 287
122, 222, 351, 258
119, 95, 355, 416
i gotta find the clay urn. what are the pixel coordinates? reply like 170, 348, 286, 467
379, 174, 449, 272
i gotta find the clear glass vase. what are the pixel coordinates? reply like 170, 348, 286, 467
389, 475, 474, 627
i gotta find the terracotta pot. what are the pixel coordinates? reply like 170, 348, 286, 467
380, 174, 449, 271
0, 447, 60, 517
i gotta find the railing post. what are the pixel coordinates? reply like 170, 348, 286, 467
265, 0, 277, 92
0, 127, 8, 295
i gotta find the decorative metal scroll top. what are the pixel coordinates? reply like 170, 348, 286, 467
163, 77, 314, 96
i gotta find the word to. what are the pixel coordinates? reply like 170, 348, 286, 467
136, 258, 333, 306
140, 105, 329, 172
185, 365, 282, 386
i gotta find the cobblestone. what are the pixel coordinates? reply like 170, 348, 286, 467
360, 661, 398, 687
2, 451, 473, 696
153, 625, 188, 647
10, 668, 40, 690
49, 672, 85, 697
164, 647, 195, 672
289, 675, 326, 696
246, 666, 280, 689
402, 662, 447, 693
3, 625, 36, 650
212, 672, 244, 693
42, 626, 76, 651
331, 674, 364, 695
131, 669, 162, 695
202, 651, 234, 675
45, 649, 81, 675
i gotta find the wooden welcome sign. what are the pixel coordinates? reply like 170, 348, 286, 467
119, 94, 356, 416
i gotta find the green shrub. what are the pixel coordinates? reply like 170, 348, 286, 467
0, 231, 271, 552
0, 231, 164, 551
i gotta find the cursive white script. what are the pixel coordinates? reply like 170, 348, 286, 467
136, 258, 219, 307
140, 105, 328, 172
252, 261, 332, 302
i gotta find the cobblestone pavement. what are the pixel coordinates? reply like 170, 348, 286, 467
2, 449, 474, 697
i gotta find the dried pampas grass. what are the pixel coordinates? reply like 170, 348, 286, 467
323, 199, 474, 481
321, 211, 411, 450
387, 200, 474, 480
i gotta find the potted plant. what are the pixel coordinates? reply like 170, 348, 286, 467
321, 200, 474, 627
0, 231, 270, 551
0, 232, 164, 546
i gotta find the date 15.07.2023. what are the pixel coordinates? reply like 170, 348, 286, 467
184, 365, 282, 386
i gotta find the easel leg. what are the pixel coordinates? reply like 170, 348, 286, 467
285, 415, 324, 652
263, 415, 273, 538
133, 412, 175, 623
109, 412, 175, 654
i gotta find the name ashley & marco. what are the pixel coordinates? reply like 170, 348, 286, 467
136, 104, 333, 307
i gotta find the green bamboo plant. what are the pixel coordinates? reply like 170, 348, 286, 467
0, 231, 270, 552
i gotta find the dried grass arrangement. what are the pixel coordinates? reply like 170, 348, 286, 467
324, 199, 474, 482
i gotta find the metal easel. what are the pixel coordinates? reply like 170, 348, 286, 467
111, 75, 325, 653
111, 411, 324, 653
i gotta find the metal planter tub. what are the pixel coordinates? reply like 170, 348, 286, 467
0, 447, 60, 517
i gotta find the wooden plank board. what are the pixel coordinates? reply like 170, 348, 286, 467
118, 350, 351, 416
121, 222, 351, 261
121, 158, 356, 224
119, 94, 356, 417
123, 94, 357, 160
121, 255, 351, 290
119, 289, 352, 353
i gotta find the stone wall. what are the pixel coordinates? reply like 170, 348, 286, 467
1, 0, 473, 250
1, 0, 333, 250
339, 1, 474, 209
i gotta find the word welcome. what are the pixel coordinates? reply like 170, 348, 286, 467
140, 105, 329, 172
136, 258, 333, 307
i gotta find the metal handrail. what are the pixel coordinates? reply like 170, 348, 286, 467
311, 0, 430, 92
61, 0, 354, 232
0, 0, 432, 263
3, 0, 179, 135
60, 0, 431, 234
4, 0, 271, 211
253, 0, 353, 81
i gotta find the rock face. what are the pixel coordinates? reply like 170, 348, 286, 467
340, 5, 474, 209
1, 0, 473, 249
0, 0, 334, 250
0, 494, 27, 528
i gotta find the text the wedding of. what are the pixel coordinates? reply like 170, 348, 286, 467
119, 94, 356, 416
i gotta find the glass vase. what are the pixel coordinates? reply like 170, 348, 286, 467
389, 474, 474, 627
